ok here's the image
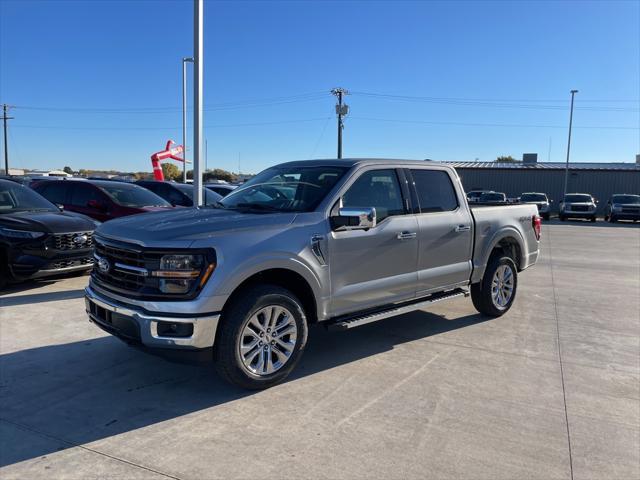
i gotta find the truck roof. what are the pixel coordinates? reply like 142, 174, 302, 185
275, 158, 443, 169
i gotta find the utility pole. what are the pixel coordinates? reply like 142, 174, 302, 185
331, 88, 349, 159
193, 0, 204, 206
2, 104, 14, 175
182, 57, 194, 183
563, 90, 578, 199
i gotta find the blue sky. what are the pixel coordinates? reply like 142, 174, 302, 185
1, 0, 638, 174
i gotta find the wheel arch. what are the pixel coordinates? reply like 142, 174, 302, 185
220, 267, 319, 325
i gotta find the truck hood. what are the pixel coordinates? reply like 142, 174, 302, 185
96, 207, 297, 245
0, 211, 96, 234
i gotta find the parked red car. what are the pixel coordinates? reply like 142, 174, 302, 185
32, 179, 173, 222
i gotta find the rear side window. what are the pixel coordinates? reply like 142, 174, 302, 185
70, 184, 104, 207
410, 169, 458, 213
39, 182, 68, 205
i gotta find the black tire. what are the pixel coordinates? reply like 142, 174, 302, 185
0, 250, 8, 291
559, 214, 566, 221
214, 284, 309, 390
609, 215, 616, 223
590, 216, 596, 223
542, 213, 550, 221
471, 255, 518, 317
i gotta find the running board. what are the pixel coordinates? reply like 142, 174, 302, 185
327, 288, 469, 331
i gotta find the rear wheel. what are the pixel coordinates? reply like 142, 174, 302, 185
215, 284, 308, 390
471, 255, 518, 317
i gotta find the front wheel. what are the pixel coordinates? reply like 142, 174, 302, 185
214, 285, 309, 390
559, 214, 566, 221
609, 215, 616, 223
471, 256, 518, 317
590, 216, 596, 223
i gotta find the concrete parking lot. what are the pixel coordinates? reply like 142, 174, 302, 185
1, 222, 638, 480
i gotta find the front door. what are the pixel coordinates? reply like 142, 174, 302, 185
328, 168, 419, 317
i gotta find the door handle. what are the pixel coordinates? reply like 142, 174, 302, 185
455, 225, 471, 232
397, 231, 417, 240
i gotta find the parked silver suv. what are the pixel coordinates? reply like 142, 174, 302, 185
559, 193, 597, 222
520, 192, 551, 220
85, 159, 540, 389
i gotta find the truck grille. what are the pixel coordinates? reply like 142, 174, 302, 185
51, 232, 94, 250
48, 258, 94, 270
93, 239, 155, 294
570, 205, 589, 212
622, 207, 640, 213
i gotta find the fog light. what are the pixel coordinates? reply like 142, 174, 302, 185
156, 321, 194, 338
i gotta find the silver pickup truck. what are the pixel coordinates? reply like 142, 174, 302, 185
85, 159, 541, 389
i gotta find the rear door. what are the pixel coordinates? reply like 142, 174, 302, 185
408, 168, 473, 295
69, 183, 112, 222
328, 168, 419, 316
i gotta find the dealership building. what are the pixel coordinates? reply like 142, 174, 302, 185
441, 154, 640, 213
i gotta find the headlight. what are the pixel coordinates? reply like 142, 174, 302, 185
613, 205, 622, 212
0, 227, 45, 239
152, 254, 214, 294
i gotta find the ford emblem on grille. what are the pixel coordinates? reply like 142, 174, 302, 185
97, 256, 111, 274
73, 233, 88, 245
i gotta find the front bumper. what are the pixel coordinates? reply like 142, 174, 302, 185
562, 210, 595, 218
611, 211, 640, 221
84, 286, 220, 350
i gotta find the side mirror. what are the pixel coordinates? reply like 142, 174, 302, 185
332, 207, 377, 231
87, 199, 106, 211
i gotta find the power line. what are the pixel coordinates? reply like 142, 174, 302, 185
350, 91, 639, 112
349, 116, 639, 130
11, 92, 329, 114
11, 117, 333, 131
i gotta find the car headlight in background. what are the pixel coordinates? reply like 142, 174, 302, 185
152, 254, 215, 294
0, 227, 46, 239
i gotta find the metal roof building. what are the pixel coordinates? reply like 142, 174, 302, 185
440, 157, 639, 214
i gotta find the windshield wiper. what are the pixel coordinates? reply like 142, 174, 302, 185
235, 203, 282, 212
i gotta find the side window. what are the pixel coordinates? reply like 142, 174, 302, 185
40, 182, 68, 205
410, 169, 458, 213
166, 186, 190, 206
70, 184, 103, 207
342, 169, 405, 222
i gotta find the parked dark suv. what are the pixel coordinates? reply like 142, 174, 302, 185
0, 179, 97, 289
33, 179, 173, 222
135, 180, 222, 207
604, 194, 640, 223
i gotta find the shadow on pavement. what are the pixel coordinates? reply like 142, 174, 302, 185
544, 219, 639, 228
0, 289, 86, 307
0, 309, 488, 467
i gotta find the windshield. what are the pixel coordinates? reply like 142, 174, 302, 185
565, 194, 592, 203
219, 166, 347, 212
98, 183, 171, 207
0, 180, 58, 213
480, 193, 505, 202
521, 193, 547, 202
174, 183, 222, 205
611, 195, 640, 204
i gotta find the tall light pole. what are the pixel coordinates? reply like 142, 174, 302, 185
182, 57, 193, 183
331, 88, 349, 159
193, 0, 204, 206
3, 104, 14, 175
563, 90, 578, 199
